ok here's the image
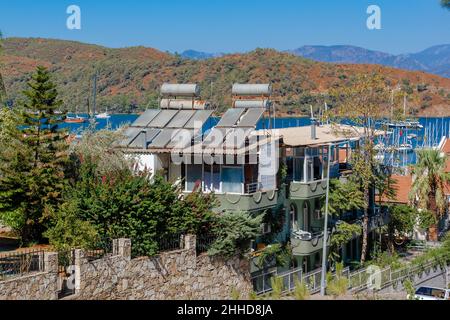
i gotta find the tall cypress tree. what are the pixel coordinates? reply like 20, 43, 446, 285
0, 66, 69, 245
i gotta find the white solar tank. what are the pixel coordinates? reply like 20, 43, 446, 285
160, 99, 210, 110
232, 84, 272, 96
234, 100, 271, 109
160, 83, 200, 97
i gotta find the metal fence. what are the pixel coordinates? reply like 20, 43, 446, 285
196, 233, 216, 255
250, 265, 349, 296
158, 233, 184, 253
252, 255, 450, 297
0, 249, 45, 281
85, 239, 114, 262
348, 258, 444, 293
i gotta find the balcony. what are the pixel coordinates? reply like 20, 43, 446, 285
213, 183, 279, 213
290, 230, 330, 256
289, 180, 328, 199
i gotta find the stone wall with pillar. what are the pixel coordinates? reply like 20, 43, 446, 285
0, 252, 59, 300
74, 235, 252, 300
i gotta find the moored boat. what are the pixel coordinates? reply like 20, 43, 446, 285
65, 115, 87, 123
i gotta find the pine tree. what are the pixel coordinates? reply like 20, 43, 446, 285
0, 66, 69, 245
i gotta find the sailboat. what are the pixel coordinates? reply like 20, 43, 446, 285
386, 95, 423, 129
95, 107, 111, 119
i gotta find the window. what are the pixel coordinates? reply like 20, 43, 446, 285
260, 223, 271, 235
221, 166, 243, 193
313, 156, 322, 180
293, 158, 304, 182
289, 204, 298, 230
185, 164, 202, 191
286, 157, 293, 181
204, 164, 220, 193
314, 198, 324, 219
314, 253, 321, 269
306, 158, 313, 181
303, 201, 310, 231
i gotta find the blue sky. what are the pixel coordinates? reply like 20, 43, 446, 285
0, 0, 448, 54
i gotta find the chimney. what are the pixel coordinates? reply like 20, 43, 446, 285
311, 117, 318, 140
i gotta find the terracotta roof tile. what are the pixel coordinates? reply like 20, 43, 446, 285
381, 174, 413, 204
442, 138, 450, 154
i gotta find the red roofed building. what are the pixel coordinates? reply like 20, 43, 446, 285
381, 174, 413, 205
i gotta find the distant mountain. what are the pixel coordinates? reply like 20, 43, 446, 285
180, 50, 224, 60
288, 45, 450, 78
2, 38, 449, 116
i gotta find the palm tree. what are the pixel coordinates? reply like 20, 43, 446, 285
441, 0, 450, 9
410, 149, 450, 241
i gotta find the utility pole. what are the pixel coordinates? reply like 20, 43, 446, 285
320, 142, 333, 296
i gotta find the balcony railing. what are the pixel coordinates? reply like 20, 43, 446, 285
291, 229, 330, 255
245, 182, 261, 194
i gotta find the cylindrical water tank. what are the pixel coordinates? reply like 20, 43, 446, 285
232, 83, 272, 96
160, 83, 200, 97
234, 100, 271, 109
160, 99, 210, 110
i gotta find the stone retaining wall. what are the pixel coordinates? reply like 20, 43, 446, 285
0, 235, 251, 300
0, 252, 59, 300
74, 235, 252, 300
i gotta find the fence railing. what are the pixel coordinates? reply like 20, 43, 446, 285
157, 233, 184, 253
0, 249, 45, 281
85, 241, 113, 262
348, 258, 445, 293
245, 182, 261, 194
250, 256, 448, 296
196, 233, 216, 255
250, 266, 350, 295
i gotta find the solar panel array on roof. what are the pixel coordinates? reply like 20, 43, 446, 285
184, 110, 213, 129
148, 129, 180, 148
120, 127, 144, 147
223, 128, 253, 148
166, 110, 196, 128
203, 128, 231, 147
237, 108, 265, 128
128, 129, 161, 148
122, 108, 215, 150
166, 129, 194, 149
216, 108, 245, 128
147, 109, 178, 128
132, 109, 160, 127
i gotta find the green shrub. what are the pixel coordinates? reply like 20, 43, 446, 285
270, 276, 284, 300
404, 279, 417, 300
208, 211, 262, 258
326, 263, 348, 297
293, 278, 310, 300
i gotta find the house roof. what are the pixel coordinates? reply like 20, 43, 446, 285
260, 124, 383, 147
381, 174, 413, 204
441, 138, 450, 154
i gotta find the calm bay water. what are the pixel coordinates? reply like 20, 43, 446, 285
65, 114, 449, 167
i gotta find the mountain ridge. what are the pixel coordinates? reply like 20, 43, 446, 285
1, 38, 449, 116
288, 44, 450, 78
180, 44, 450, 78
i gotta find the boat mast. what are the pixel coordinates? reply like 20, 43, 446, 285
92, 72, 97, 117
